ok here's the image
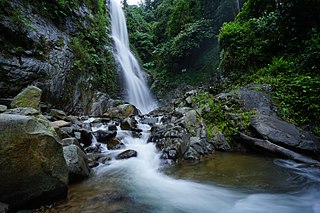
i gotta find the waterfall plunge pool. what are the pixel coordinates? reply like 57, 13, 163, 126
51, 121, 320, 213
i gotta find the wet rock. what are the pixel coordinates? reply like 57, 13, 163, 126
108, 124, 117, 131
93, 130, 117, 143
104, 104, 139, 119
11, 86, 42, 109
116, 150, 138, 160
121, 117, 137, 130
0, 114, 68, 208
140, 117, 158, 126
79, 129, 92, 147
85, 144, 102, 153
0, 105, 7, 113
50, 109, 67, 120
251, 113, 320, 155
4, 107, 39, 116
63, 145, 90, 181
107, 137, 123, 150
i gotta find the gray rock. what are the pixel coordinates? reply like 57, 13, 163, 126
121, 117, 137, 130
212, 128, 231, 151
0, 114, 68, 208
0, 105, 7, 113
4, 107, 39, 116
93, 130, 117, 143
90, 92, 110, 116
236, 84, 274, 115
61, 137, 81, 148
10, 86, 42, 109
251, 113, 320, 154
116, 150, 138, 160
50, 109, 67, 120
63, 145, 91, 181
104, 104, 139, 119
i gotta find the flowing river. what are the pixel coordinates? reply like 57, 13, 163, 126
51, 118, 320, 213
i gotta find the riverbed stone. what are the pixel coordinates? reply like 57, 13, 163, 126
107, 137, 123, 150
63, 145, 90, 181
116, 150, 138, 160
0, 114, 68, 208
93, 130, 117, 143
11, 86, 42, 109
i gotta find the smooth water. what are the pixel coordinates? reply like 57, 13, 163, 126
110, 0, 157, 114
51, 119, 320, 213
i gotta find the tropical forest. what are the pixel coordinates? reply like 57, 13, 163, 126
0, 0, 319, 212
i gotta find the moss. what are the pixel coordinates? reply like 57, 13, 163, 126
11, 86, 42, 109
187, 92, 254, 144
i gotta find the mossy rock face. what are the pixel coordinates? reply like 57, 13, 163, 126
0, 114, 68, 209
11, 86, 42, 109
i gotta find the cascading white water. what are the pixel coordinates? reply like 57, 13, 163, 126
110, 0, 157, 114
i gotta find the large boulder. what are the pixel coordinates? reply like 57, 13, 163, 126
63, 145, 90, 181
0, 114, 68, 209
104, 104, 139, 119
251, 113, 320, 155
10, 86, 42, 109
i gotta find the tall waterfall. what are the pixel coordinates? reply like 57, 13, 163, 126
110, 0, 157, 114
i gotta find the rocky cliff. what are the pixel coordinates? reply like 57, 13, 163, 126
0, 0, 117, 114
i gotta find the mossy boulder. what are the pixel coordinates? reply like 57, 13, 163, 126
0, 114, 68, 209
10, 86, 42, 109
104, 104, 139, 119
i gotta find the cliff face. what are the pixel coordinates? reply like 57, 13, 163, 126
0, 0, 117, 114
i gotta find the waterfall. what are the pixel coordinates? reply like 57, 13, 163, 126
236, 0, 240, 12
110, 0, 157, 114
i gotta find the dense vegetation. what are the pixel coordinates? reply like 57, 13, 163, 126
218, 0, 320, 134
124, 0, 243, 90
124, 0, 320, 136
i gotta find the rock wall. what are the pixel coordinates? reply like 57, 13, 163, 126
0, 0, 117, 114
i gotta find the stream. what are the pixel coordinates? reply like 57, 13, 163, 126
51, 118, 320, 213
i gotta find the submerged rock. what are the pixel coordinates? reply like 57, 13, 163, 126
116, 150, 138, 160
0, 114, 68, 209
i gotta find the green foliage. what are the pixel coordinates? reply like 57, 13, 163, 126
218, 0, 320, 133
189, 92, 253, 142
157, 20, 215, 71
69, 0, 116, 96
